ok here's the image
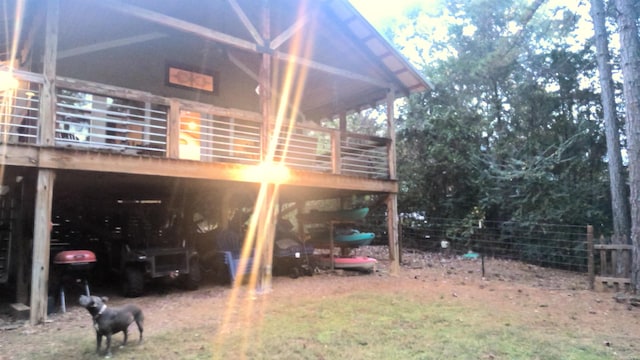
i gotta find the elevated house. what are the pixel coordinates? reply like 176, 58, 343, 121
0, 0, 430, 324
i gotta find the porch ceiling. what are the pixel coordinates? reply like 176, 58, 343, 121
10, 0, 430, 119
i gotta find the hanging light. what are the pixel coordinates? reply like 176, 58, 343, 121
0, 70, 18, 92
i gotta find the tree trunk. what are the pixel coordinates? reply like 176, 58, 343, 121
614, 0, 640, 291
590, 0, 631, 244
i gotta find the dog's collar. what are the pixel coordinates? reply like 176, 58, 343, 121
93, 304, 107, 320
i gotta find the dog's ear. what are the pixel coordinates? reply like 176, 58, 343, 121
101, 296, 109, 303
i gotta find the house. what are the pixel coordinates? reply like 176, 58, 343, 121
0, 0, 430, 325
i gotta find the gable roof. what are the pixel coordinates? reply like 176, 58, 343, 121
2, 0, 431, 118
325, 0, 432, 94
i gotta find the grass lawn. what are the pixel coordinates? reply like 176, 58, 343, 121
3, 255, 637, 360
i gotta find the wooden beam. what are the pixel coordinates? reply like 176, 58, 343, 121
587, 225, 594, 290
259, 0, 272, 161
269, 12, 312, 50
167, 99, 180, 159
15, 176, 29, 304
386, 88, 396, 179
386, 193, 400, 276
29, 169, 55, 325
227, 50, 260, 83
34, 147, 398, 192
57, 76, 170, 105
273, 51, 389, 88
58, 32, 167, 59
257, 183, 278, 293
94, 0, 388, 95
257, 0, 274, 293
174, 97, 262, 122
0, 146, 39, 167
96, 0, 260, 53
39, 0, 58, 147
226, 0, 264, 46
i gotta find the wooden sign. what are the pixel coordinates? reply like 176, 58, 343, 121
167, 65, 214, 92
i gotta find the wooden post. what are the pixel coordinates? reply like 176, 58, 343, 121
15, 176, 29, 304
339, 112, 347, 135
30, 0, 58, 325
587, 225, 594, 290
259, 0, 271, 162
256, 0, 275, 293
386, 89, 397, 180
256, 183, 278, 293
167, 99, 181, 159
385, 89, 400, 274
386, 194, 400, 275
39, 0, 59, 146
330, 129, 341, 174
30, 170, 55, 325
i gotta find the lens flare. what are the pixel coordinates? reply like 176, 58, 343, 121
213, 3, 317, 357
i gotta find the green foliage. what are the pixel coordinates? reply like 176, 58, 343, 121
393, 0, 615, 234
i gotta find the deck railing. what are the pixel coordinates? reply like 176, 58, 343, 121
0, 70, 391, 179
0, 70, 42, 144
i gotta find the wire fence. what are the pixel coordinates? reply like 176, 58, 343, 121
360, 212, 590, 273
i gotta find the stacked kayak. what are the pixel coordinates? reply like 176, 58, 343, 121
318, 255, 377, 272
307, 227, 375, 248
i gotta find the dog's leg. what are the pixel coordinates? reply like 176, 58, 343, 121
136, 318, 144, 343
105, 334, 112, 358
122, 329, 128, 347
96, 333, 102, 354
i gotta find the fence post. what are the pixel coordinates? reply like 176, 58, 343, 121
587, 225, 594, 290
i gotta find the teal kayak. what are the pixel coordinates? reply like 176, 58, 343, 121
335, 231, 375, 247
308, 228, 375, 248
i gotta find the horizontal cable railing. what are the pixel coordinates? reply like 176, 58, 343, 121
0, 70, 42, 144
55, 85, 169, 156
0, 71, 393, 179
177, 107, 262, 164
341, 133, 390, 178
270, 124, 333, 172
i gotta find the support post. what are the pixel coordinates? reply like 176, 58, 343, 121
385, 88, 400, 274
259, 0, 271, 161
15, 176, 29, 304
29, 170, 55, 325
30, 0, 58, 325
167, 99, 181, 159
386, 88, 397, 179
39, 0, 59, 147
587, 225, 594, 290
386, 194, 400, 275
256, 0, 276, 293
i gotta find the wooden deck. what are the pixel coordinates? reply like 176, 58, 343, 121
1, 70, 393, 186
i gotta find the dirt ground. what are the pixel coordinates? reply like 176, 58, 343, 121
1, 246, 639, 358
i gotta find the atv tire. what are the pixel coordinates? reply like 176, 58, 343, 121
183, 257, 201, 290
123, 266, 145, 297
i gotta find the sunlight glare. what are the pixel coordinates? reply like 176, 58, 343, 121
213, 3, 316, 356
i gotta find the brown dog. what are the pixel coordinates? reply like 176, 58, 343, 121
78, 295, 144, 358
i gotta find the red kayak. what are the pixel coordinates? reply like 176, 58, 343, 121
319, 255, 377, 271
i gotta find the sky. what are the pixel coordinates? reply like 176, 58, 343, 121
349, 0, 430, 29
348, 0, 594, 66
350, 0, 593, 41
